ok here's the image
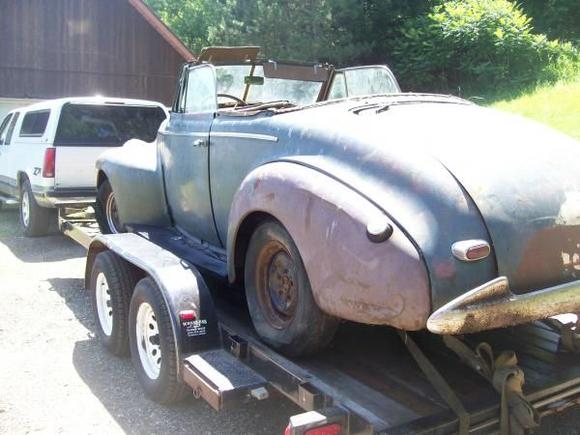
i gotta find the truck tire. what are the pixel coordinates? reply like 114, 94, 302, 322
19, 179, 54, 237
244, 220, 339, 356
95, 179, 123, 234
89, 251, 136, 356
129, 277, 189, 403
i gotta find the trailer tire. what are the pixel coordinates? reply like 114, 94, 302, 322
19, 179, 54, 237
245, 220, 339, 357
89, 251, 136, 356
129, 277, 189, 403
95, 179, 123, 234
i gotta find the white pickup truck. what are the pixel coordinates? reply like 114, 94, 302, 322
0, 97, 167, 236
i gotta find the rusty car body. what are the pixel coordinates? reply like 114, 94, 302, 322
95, 46, 580, 354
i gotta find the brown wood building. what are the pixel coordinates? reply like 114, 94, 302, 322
0, 0, 194, 117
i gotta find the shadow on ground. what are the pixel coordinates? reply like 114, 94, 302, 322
0, 209, 85, 263
72, 337, 299, 434
47, 277, 94, 332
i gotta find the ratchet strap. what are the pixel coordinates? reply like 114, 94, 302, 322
443, 336, 540, 435
543, 318, 580, 354
398, 331, 470, 435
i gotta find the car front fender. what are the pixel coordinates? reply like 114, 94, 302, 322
228, 161, 431, 330
97, 139, 170, 228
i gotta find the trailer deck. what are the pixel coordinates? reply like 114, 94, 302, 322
60, 210, 580, 434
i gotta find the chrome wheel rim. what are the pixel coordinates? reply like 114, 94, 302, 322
95, 272, 113, 336
136, 302, 161, 380
105, 193, 120, 233
21, 189, 30, 227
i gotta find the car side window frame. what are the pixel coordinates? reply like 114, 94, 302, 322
4, 112, 20, 145
183, 64, 218, 114
0, 113, 12, 145
19, 109, 51, 138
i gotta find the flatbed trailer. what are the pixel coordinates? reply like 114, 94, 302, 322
59, 209, 580, 434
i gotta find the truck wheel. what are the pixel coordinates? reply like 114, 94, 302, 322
129, 277, 189, 403
19, 179, 54, 237
245, 220, 339, 356
89, 251, 136, 356
95, 179, 123, 234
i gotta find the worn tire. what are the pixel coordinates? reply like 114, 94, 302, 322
89, 251, 136, 356
245, 220, 339, 357
95, 179, 123, 234
129, 277, 189, 403
19, 179, 54, 237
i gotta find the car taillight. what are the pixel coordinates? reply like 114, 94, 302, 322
42, 148, 56, 178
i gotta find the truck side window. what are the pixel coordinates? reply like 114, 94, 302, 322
4, 112, 20, 145
185, 66, 217, 114
20, 110, 50, 137
0, 114, 12, 144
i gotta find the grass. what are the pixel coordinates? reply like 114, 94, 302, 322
491, 78, 580, 140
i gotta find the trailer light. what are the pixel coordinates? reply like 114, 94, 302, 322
452, 240, 491, 262
305, 423, 342, 435
285, 423, 342, 435
179, 310, 196, 321
42, 148, 56, 178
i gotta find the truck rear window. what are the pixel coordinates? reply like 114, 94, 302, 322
54, 103, 166, 146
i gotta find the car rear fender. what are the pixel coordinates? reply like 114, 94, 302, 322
228, 161, 431, 330
96, 138, 171, 227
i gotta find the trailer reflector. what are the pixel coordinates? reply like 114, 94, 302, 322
179, 310, 196, 321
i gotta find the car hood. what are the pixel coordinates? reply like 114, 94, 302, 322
351, 99, 580, 294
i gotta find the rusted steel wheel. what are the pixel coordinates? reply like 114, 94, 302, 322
245, 220, 339, 356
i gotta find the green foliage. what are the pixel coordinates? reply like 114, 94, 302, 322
521, 0, 580, 44
393, 0, 579, 96
146, 0, 579, 99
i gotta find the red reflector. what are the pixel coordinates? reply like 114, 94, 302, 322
42, 148, 56, 178
179, 310, 196, 321
466, 244, 491, 261
284, 424, 291, 435
305, 424, 342, 435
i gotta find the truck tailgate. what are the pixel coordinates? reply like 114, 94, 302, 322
54, 146, 112, 189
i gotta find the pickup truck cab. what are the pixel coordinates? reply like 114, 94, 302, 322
0, 97, 167, 236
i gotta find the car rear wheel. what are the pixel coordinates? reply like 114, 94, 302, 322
129, 277, 189, 403
95, 179, 123, 234
244, 220, 339, 356
19, 179, 54, 237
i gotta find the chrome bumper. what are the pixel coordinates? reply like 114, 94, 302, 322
427, 277, 580, 335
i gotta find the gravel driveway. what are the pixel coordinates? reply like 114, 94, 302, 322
0, 207, 578, 434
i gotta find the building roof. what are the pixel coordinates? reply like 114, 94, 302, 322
128, 0, 195, 62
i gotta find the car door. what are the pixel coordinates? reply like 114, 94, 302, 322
159, 64, 221, 245
0, 112, 20, 197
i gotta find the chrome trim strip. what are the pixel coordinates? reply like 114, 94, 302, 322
211, 132, 278, 142
159, 131, 207, 138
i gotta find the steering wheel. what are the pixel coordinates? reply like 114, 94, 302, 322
218, 93, 246, 105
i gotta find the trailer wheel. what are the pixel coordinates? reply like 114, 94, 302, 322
89, 251, 136, 356
95, 179, 123, 234
245, 220, 339, 356
129, 277, 189, 403
19, 179, 54, 237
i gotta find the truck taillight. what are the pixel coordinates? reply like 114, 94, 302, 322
43, 148, 56, 178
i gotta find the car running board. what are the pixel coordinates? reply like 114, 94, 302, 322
182, 349, 269, 410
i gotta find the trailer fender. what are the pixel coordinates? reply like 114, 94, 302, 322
85, 233, 220, 374
228, 161, 431, 330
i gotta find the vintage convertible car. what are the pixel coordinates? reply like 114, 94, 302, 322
95, 46, 580, 356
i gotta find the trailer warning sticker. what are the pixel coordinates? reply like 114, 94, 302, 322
182, 319, 208, 337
